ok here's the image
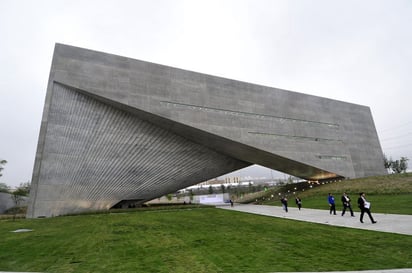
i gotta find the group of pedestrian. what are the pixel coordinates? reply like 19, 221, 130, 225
327, 192, 355, 216
280, 196, 302, 213
328, 192, 377, 224
280, 192, 377, 224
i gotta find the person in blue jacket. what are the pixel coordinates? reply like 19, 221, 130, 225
328, 193, 336, 215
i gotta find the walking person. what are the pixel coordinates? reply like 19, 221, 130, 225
341, 192, 354, 217
281, 196, 288, 212
357, 192, 377, 224
295, 196, 302, 210
328, 193, 336, 215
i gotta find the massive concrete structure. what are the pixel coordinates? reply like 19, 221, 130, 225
27, 44, 386, 218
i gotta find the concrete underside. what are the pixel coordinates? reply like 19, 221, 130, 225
27, 44, 386, 217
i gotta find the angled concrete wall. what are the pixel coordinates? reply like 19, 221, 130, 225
27, 44, 386, 217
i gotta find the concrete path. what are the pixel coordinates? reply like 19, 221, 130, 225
218, 204, 412, 236
217, 204, 412, 273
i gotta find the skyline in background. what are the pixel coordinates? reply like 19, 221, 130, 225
1, 0, 411, 187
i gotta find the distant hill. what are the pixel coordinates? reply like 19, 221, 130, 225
247, 172, 412, 205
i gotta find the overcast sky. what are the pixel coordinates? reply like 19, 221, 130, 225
1, 0, 411, 187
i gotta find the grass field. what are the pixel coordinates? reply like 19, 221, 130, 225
1, 207, 412, 273
1, 173, 411, 272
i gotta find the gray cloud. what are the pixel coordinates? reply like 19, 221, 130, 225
1, 0, 411, 187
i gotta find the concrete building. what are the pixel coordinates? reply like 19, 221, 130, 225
27, 44, 386, 218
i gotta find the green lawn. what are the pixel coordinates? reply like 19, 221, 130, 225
1, 207, 412, 273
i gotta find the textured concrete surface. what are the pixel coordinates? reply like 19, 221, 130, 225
28, 44, 386, 217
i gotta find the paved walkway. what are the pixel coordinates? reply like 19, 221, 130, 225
218, 204, 412, 236
217, 204, 412, 273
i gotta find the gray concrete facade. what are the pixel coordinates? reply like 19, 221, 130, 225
27, 43, 386, 217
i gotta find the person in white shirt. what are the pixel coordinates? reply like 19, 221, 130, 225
341, 192, 355, 217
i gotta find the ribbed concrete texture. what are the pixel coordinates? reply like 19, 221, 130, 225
27, 44, 386, 217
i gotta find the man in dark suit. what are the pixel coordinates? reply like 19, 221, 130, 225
357, 192, 377, 224
341, 192, 354, 216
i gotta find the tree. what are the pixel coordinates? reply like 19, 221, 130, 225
10, 191, 25, 220
0, 160, 8, 193
0, 182, 10, 193
383, 154, 392, 173
390, 157, 409, 174
399, 157, 409, 173
391, 160, 400, 173
220, 184, 225, 193
14, 181, 30, 196
9, 181, 30, 220
0, 159, 7, 177
189, 189, 194, 202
